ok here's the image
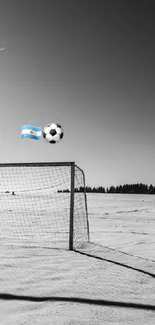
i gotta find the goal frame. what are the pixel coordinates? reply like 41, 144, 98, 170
0, 161, 89, 251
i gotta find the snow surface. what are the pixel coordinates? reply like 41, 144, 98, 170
0, 193, 155, 324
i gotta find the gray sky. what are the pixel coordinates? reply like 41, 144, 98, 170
0, 0, 155, 187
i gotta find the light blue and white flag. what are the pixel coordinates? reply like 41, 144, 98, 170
21, 125, 42, 140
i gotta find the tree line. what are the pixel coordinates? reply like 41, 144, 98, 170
57, 183, 155, 194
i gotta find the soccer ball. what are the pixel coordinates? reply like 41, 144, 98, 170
42, 122, 64, 144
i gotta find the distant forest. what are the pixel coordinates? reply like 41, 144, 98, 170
57, 183, 155, 194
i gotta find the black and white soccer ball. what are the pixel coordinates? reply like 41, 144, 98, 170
42, 122, 64, 144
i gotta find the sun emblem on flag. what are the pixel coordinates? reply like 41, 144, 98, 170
30, 130, 34, 135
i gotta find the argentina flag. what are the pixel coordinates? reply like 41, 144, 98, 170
21, 125, 42, 140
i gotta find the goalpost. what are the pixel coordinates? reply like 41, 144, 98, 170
0, 162, 89, 251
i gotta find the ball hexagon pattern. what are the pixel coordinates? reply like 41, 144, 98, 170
42, 123, 64, 144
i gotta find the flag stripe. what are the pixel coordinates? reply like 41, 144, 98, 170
21, 134, 42, 140
21, 125, 42, 132
21, 129, 42, 136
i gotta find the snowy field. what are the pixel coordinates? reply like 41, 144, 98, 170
0, 193, 155, 324
88, 193, 155, 260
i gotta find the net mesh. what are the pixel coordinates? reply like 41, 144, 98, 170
0, 163, 88, 250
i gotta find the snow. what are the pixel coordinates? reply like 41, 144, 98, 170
0, 193, 155, 324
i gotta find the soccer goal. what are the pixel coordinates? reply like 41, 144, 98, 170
0, 162, 89, 250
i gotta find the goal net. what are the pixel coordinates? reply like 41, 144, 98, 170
0, 162, 89, 250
